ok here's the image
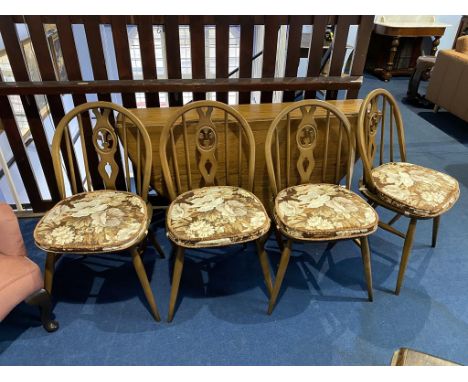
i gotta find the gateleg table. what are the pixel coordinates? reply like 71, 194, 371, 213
119, 99, 363, 209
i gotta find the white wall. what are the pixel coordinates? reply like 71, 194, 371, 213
436, 15, 462, 51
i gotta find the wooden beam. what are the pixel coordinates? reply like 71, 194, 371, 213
56, 15, 99, 191
0, 76, 363, 95
137, 15, 160, 107
283, 16, 307, 102
189, 17, 206, 101
326, 15, 354, 100
260, 16, 282, 103
25, 15, 84, 201
347, 15, 374, 99
215, 18, 230, 103
0, 15, 61, 202
238, 17, 255, 104
305, 15, 329, 99
111, 15, 137, 108
163, 16, 183, 106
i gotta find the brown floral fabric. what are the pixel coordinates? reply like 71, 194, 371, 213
34, 190, 148, 253
167, 186, 270, 248
369, 162, 460, 217
274, 183, 378, 241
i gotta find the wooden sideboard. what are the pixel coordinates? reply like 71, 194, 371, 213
119, 100, 363, 209
366, 16, 448, 81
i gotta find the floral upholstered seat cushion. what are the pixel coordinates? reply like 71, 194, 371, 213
34, 190, 148, 253
167, 186, 270, 248
369, 162, 460, 217
274, 183, 378, 241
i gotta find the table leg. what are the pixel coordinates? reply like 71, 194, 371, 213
431, 36, 441, 56
383, 36, 400, 81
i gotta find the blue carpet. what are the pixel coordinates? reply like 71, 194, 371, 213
1, 74, 468, 365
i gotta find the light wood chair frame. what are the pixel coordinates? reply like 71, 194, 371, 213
357, 88, 441, 295
44, 101, 164, 321
265, 99, 374, 314
159, 100, 273, 322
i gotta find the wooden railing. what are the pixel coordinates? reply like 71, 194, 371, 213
0, 15, 374, 213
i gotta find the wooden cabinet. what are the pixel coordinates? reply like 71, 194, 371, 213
365, 16, 448, 81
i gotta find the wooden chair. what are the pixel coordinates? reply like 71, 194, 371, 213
357, 89, 460, 295
265, 100, 378, 314
159, 100, 272, 322
34, 101, 164, 321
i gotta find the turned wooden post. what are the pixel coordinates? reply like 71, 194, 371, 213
383, 36, 400, 81
431, 36, 441, 56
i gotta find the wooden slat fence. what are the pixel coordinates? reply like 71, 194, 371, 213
0, 15, 374, 212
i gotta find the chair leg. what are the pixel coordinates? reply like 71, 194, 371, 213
359, 236, 373, 302
268, 239, 292, 315
274, 227, 284, 251
168, 245, 185, 322
44, 252, 57, 295
395, 218, 418, 295
25, 289, 59, 333
130, 247, 161, 321
148, 227, 166, 258
432, 216, 440, 248
255, 236, 273, 297
137, 238, 148, 255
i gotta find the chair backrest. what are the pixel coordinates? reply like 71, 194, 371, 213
265, 99, 354, 198
159, 100, 256, 201
51, 101, 152, 201
357, 88, 407, 192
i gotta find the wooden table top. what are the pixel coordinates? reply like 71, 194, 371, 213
120, 99, 364, 207
373, 24, 447, 37
126, 99, 363, 127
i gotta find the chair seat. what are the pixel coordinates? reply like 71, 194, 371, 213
34, 190, 148, 253
274, 183, 378, 241
167, 186, 270, 248
369, 162, 460, 217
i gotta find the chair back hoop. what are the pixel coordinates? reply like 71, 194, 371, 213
265, 99, 354, 198
159, 100, 256, 201
357, 88, 407, 192
51, 101, 152, 202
